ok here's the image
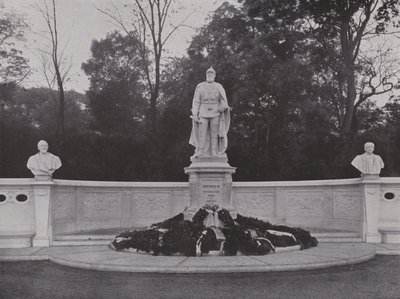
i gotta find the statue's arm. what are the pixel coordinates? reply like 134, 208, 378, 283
191, 84, 201, 117
219, 97, 229, 111
217, 84, 229, 111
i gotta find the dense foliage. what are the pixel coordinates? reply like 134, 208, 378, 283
1, 1, 400, 180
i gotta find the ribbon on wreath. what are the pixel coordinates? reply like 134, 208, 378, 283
202, 204, 224, 228
195, 205, 226, 255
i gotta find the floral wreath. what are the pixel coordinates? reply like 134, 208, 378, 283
111, 204, 318, 256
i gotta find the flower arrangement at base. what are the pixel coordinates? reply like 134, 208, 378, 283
111, 204, 318, 256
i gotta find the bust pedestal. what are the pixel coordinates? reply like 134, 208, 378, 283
184, 157, 236, 220
34, 174, 53, 181
32, 180, 54, 247
361, 176, 382, 243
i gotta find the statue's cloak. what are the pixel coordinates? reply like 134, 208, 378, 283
189, 82, 230, 155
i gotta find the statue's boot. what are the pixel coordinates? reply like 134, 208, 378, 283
198, 147, 206, 157
191, 148, 202, 159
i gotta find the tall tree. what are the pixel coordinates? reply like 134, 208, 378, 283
237, 0, 400, 177
381, 97, 400, 175
170, 2, 332, 180
97, 0, 190, 136
0, 4, 30, 85
82, 31, 147, 136
299, 0, 400, 136
12, 87, 88, 134
33, 0, 71, 140
0, 4, 31, 177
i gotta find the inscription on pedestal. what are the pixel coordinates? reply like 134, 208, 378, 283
201, 180, 222, 205
184, 160, 236, 219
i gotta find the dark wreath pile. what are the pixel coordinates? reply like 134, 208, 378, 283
111, 204, 318, 256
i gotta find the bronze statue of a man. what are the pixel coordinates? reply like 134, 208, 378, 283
189, 67, 230, 159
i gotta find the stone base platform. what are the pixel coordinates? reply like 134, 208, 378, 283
50, 227, 363, 246
1, 243, 399, 273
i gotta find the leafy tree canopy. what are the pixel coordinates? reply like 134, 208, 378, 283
0, 4, 30, 84
82, 31, 148, 135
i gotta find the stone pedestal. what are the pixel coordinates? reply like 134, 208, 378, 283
361, 176, 382, 243
34, 174, 53, 181
32, 181, 54, 247
184, 157, 236, 220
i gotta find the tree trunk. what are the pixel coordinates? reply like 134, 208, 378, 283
58, 86, 65, 138
150, 92, 157, 135
342, 63, 357, 136
150, 53, 161, 136
54, 64, 65, 141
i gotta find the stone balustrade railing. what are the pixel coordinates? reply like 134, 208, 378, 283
1, 177, 399, 248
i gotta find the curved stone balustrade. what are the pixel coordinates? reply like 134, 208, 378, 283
0, 177, 400, 248
0, 181, 35, 248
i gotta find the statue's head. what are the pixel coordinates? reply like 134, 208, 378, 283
206, 67, 216, 82
364, 142, 374, 154
37, 140, 49, 154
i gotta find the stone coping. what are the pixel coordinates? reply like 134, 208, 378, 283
0, 178, 54, 186
54, 180, 188, 188
1, 177, 400, 188
232, 178, 362, 187
1, 243, 399, 273
380, 177, 400, 184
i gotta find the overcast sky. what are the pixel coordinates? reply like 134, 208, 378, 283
2, 0, 226, 92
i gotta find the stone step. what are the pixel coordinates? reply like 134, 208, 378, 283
312, 231, 360, 238
316, 237, 363, 243
52, 239, 111, 246
52, 227, 145, 246
53, 234, 114, 246
52, 230, 363, 246
54, 234, 115, 241
312, 231, 362, 243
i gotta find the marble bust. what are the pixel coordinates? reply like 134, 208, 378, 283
351, 142, 384, 176
27, 140, 62, 178
189, 67, 230, 159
